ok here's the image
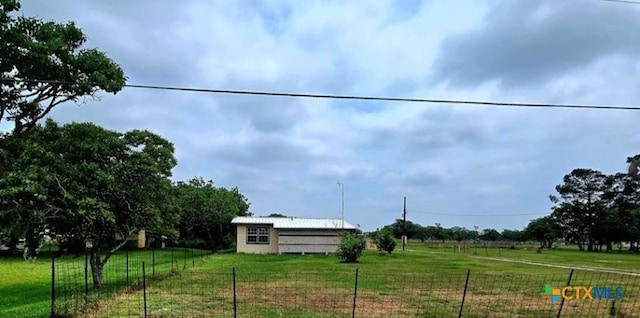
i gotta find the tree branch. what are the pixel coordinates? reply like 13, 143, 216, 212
20, 84, 50, 100
102, 228, 137, 266
53, 175, 68, 198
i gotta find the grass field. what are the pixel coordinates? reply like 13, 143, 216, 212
1, 242, 639, 317
0, 246, 206, 318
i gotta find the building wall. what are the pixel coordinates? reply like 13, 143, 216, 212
277, 230, 341, 254
236, 225, 279, 254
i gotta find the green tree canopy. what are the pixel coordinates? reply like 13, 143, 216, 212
0, 120, 178, 288
550, 168, 608, 251
0, 0, 126, 134
173, 177, 251, 252
524, 216, 562, 249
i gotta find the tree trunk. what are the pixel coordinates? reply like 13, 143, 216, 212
90, 248, 105, 289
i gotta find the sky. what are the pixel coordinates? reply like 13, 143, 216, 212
10, 0, 640, 232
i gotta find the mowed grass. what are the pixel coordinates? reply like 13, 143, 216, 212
93, 242, 640, 318
0, 246, 206, 318
2, 242, 640, 317
0, 254, 53, 318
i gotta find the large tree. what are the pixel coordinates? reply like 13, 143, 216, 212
0, 0, 127, 259
0, 0, 126, 135
0, 120, 179, 288
601, 172, 640, 251
550, 168, 608, 251
174, 177, 251, 252
524, 216, 562, 249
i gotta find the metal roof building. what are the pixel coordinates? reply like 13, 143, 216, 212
231, 216, 358, 254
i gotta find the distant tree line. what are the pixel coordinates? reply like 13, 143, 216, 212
378, 220, 526, 243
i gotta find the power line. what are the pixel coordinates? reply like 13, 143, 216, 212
602, 0, 640, 5
2, 78, 640, 111
407, 210, 549, 217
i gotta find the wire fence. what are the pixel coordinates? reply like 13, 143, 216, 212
51, 246, 210, 318
52, 255, 640, 318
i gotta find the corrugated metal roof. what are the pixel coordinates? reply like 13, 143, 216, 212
231, 216, 358, 230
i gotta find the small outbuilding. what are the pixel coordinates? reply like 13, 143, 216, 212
231, 216, 358, 254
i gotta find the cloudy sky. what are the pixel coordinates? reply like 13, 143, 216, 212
12, 0, 640, 232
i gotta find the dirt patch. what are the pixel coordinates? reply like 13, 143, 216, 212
234, 281, 421, 316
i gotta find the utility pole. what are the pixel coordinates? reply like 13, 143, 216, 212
337, 181, 344, 229
403, 196, 407, 251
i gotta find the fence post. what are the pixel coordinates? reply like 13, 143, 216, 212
126, 249, 130, 288
233, 267, 237, 318
556, 269, 574, 318
352, 268, 359, 318
191, 248, 195, 267
84, 253, 89, 303
183, 246, 187, 270
51, 256, 56, 318
458, 269, 471, 318
142, 262, 148, 318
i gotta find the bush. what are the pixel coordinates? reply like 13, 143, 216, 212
336, 232, 366, 263
373, 229, 397, 255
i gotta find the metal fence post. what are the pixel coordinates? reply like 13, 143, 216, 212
233, 267, 237, 318
191, 248, 195, 267
183, 246, 187, 270
51, 256, 56, 318
142, 262, 148, 318
557, 269, 574, 318
458, 269, 471, 318
352, 268, 359, 318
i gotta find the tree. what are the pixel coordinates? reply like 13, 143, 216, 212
479, 228, 501, 241
602, 172, 640, 251
372, 228, 397, 255
524, 216, 561, 249
550, 168, 608, 251
500, 229, 524, 242
0, 0, 126, 135
267, 213, 287, 217
0, 0, 126, 259
0, 120, 178, 288
173, 178, 251, 252
336, 232, 366, 263
384, 219, 422, 240
0, 129, 60, 259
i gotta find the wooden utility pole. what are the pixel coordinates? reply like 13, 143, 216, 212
403, 196, 407, 251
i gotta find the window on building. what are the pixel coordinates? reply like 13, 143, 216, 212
247, 227, 269, 244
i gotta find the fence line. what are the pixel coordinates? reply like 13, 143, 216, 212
51, 246, 210, 317
52, 264, 640, 317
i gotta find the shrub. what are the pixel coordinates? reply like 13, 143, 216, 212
336, 232, 366, 263
373, 229, 397, 255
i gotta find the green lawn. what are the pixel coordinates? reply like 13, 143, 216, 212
2, 242, 639, 317
0, 246, 207, 318
0, 255, 52, 318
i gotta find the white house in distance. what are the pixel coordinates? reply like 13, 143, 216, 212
231, 216, 358, 255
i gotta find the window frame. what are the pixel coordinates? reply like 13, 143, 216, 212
246, 226, 270, 245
